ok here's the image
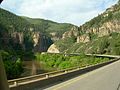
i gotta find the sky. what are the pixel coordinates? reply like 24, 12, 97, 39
0, 0, 118, 26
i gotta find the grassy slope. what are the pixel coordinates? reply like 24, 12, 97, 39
67, 33, 120, 55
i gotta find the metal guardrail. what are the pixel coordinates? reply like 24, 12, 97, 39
44, 52, 120, 58
8, 66, 80, 87
8, 55, 120, 88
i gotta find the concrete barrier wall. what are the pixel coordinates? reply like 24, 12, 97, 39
10, 58, 119, 90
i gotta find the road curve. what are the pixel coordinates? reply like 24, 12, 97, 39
39, 60, 120, 90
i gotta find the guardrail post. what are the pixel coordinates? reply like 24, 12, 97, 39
65, 70, 68, 73
46, 74, 49, 78
14, 81, 18, 86
77, 67, 80, 70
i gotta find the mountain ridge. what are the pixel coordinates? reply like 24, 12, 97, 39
48, 0, 120, 55
0, 7, 76, 60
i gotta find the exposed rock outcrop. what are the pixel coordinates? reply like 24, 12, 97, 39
83, 20, 120, 37
2, 30, 53, 52
50, 32, 60, 41
47, 44, 60, 53
12, 32, 24, 44
77, 34, 90, 43
33, 32, 40, 47
33, 33, 53, 52
62, 26, 79, 39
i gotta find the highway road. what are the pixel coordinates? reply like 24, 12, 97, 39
38, 60, 120, 90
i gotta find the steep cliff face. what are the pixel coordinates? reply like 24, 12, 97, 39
49, 32, 61, 41
1, 30, 53, 52
12, 32, 24, 44
80, 1, 120, 38
62, 26, 79, 39
77, 34, 90, 43
0, 28, 50, 52
81, 20, 120, 37
33, 33, 53, 52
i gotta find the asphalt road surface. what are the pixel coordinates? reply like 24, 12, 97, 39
38, 60, 120, 90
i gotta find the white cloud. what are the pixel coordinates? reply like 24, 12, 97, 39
1, 0, 118, 25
